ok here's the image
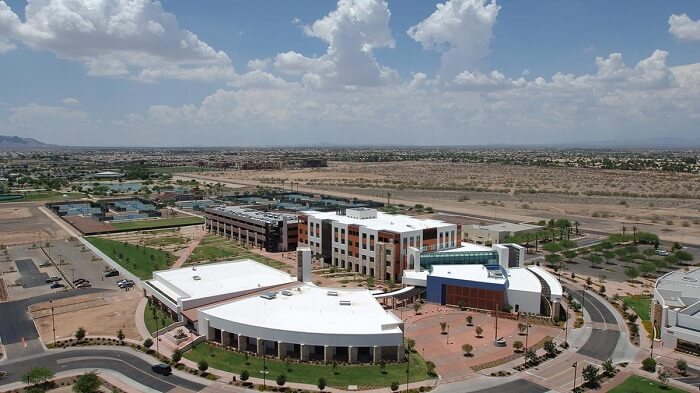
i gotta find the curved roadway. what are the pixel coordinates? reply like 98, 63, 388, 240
565, 284, 621, 361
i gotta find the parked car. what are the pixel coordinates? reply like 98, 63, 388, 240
118, 279, 135, 289
76, 282, 92, 289
50, 283, 65, 289
39, 261, 51, 267
73, 278, 88, 284
151, 364, 172, 376
104, 269, 119, 277
656, 249, 670, 256
45, 276, 61, 283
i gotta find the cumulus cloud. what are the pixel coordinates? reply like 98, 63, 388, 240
272, 0, 397, 88
669, 13, 700, 41
0, 0, 234, 81
61, 98, 80, 105
408, 0, 500, 81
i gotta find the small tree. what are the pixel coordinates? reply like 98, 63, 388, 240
390, 381, 400, 392
524, 349, 536, 364
426, 361, 436, 376
461, 343, 474, 357
475, 325, 483, 338
624, 267, 639, 281
589, 255, 603, 268
276, 374, 287, 387
676, 359, 688, 375
457, 300, 466, 311
75, 327, 86, 342
198, 360, 209, 373
642, 357, 657, 372
171, 348, 183, 364
513, 340, 524, 353
116, 329, 125, 343
22, 367, 55, 386
658, 368, 670, 388
240, 370, 250, 382
72, 371, 101, 393
413, 302, 422, 314
379, 359, 387, 374
143, 338, 153, 350
517, 323, 527, 334
601, 359, 615, 377
466, 315, 473, 326
406, 338, 416, 353
543, 339, 557, 357
317, 377, 327, 391
439, 321, 447, 334
582, 365, 600, 388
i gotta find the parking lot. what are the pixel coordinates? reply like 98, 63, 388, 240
1, 239, 127, 301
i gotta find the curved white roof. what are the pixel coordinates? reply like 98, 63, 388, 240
527, 265, 564, 298
199, 284, 403, 347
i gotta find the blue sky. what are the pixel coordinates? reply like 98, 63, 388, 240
1, 0, 699, 146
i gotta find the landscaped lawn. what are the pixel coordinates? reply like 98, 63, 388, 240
0, 191, 87, 203
608, 376, 688, 393
143, 236, 187, 247
144, 301, 175, 334
184, 343, 432, 388
86, 237, 176, 279
110, 216, 204, 231
185, 235, 287, 270
623, 296, 651, 321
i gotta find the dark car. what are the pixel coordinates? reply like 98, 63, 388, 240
45, 276, 61, 283
50, 283, 65, 289
151, 364, 172, 376
73, 278, 88, 284
104, 269, 119, 278
76, 282, 92, 289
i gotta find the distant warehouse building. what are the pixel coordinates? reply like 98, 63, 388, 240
654, 268, 700, 354
463, 222, 542, 244
204, 206, 298, 252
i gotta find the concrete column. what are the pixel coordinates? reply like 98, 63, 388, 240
373, 346, 381, 363
300, 344, 309, 361
349, 346, 358, 363
221, 331, 230, 347
238, 335, 247, 351
324, 345, 332, 363
257, 338, 265, 355
397, 344, 405, 362
278, 341, 286, 359
207, 325, 215, 341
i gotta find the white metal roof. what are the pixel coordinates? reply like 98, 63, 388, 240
303, 210, 453, 233
429, 264, 507, 285
201, 284, 403, 336
527, 265, 563, 297
151, 259, 295, 302
507, 268, 542, 294
438, 242, 494, 253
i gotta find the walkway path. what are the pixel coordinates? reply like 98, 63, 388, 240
172, 226, 206, 268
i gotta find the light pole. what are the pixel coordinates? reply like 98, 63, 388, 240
446, 324, 450, 345
651, 319, 656, 358
581, 285, 587, 315
572, 361, 578, 391
50, 300, 56, 344
494, 304, 499, 341
263, 355, 267, 390
524, 316, 530, 352
564, 300, 570, 347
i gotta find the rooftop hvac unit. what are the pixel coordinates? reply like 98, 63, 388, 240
339, 300, 352, 306
260, 292, 277, 300
192, 275, 201, 281
327, 291, 339, 296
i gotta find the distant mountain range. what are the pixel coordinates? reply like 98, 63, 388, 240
0, 135, 55, 149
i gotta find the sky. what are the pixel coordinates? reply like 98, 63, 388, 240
0, 0, 699, 147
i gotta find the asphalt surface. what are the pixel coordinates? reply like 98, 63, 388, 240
566, 285, 621, 361
15, 258, 49, 288
0, 288, 104, 357
0, 349, 206, 392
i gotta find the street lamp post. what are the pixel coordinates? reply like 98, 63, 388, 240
50, 300, 56, 344
446, 324, 450, 345
651, 319, 656, 358
263, 355, 267, 390
572, 362, 578, 391
581, 286, 587, 312
564, 300, 570, 347
525, 317, 530, 352
405, 350, 410, 393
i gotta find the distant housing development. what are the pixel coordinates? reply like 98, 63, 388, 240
654, 268, 700, 354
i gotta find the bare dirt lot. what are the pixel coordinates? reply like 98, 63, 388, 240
31, 290, 143, 342
0, 203, 70, 246
182, 162, 700, 245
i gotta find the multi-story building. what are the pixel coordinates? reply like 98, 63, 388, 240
204, 206, 298, 252
654, 268, 700, 354
298, 208, 460, 282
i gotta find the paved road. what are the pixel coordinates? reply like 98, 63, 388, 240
0, 288, 104, 358
565, 285, 621, 361
0, 349, 205, 392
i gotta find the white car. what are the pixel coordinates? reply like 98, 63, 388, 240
656, 249, 669, 256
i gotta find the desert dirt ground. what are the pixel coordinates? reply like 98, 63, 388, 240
0, 203, 70, 246
179, 162, 700, 245
31, 290, 143, 342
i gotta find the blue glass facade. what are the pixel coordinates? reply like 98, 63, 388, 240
420, 251, 499, 269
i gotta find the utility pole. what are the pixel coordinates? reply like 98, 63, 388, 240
50, 300, 56, 344
494, 304, 499, 341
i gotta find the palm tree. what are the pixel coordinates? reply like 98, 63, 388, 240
439, 322, 447, 335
